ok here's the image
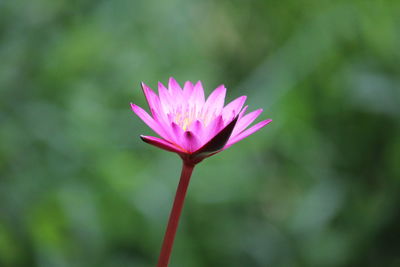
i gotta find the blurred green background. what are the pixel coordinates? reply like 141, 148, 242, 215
1, 0, 400, 266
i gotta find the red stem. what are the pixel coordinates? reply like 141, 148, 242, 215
157, 162, 195, 267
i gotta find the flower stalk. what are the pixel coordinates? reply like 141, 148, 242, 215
157, 162, 195, 267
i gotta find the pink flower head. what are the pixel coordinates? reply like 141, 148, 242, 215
131, 78, 272, 165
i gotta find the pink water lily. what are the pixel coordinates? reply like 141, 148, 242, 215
130, 77, 271, 267
131, 77, 271, 165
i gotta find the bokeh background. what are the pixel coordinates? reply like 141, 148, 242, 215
1, 0, 400, 266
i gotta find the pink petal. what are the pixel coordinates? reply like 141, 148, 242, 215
239, 105, 248, 118
130, 103, 169, 139
222, 96, 247, 121
136, 85, 173, 142
158, 82, 175, 113
183, 81, 194, 99
188, 81, 205, 109
171, 122, 185, 145
188, 120, 205, 141
140, 135, 184, 153
182, 131, 201, 153
225, 119, 272, 148
141, 82, 162, 116
203, 85, 226, 116
168, 77, 182, 91
137, 85, 172, 138
231, 109, 263, 137
150, 108, 176, 142
168, 77, 183, 101
193, 115, 239, 158
204, 115, 224, 142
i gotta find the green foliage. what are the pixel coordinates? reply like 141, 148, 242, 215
1, 0, 399, 266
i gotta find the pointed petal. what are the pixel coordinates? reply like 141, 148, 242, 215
140, 135, 184, 153
182, 131, 201, 153
204, 115, 224, 142
141, 82, 161, 116
130, 103, 168, 139
171, 122, 185, 145
188, 120, 204, 141
168, 77, 183, 97
150, 108, 176, 142
225, 119, 272, 148
183, 81, 194, 99
193, 115, 239, 158
231, 108, 263, 137
203, 85, 226, 116
168, 77, 182, 90
158, 82, 174, 113
239, 105, 248, 119
222, 96, 247, 121
189, 81, 205, 108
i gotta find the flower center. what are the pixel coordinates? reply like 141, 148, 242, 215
172, 106, 215, 131
174, 112, 194, 131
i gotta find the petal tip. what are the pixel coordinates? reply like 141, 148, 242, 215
140, 135, 152, 144
194, 80, 203, 88
216, 84, 227, 92
183, 130, 195, 140
168, 77, 181, 90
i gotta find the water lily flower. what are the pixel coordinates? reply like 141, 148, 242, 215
130, 78, 271, 267
131, 78, 272, 165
